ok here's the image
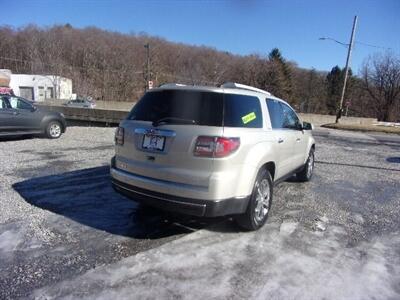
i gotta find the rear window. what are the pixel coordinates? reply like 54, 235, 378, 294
128, 90, 262, 128
128, 90, 223, 126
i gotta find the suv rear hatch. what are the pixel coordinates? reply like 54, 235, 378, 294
115, 88, 263, 194
115, 89, 224, 190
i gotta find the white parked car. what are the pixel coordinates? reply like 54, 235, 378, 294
111, 83, 315, 230
63, 99, 96, 108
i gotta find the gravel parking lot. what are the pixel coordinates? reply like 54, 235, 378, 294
1, 127, 399, 299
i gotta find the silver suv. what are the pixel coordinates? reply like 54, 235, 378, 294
111, 83, 315, 230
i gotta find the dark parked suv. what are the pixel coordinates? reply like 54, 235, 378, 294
0, 94, 66, 139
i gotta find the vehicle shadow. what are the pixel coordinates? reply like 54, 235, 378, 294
0, 135, 37, 141
13, 166, 223, 239
387, 157, 400, 163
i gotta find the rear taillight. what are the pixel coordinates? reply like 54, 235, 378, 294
194, 136, 240, 158
194, 136, 215, 157
214, 137, 241, 157
115, 127, 124, 145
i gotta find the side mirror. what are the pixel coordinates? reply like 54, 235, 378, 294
31, 105, 37, 112
302, 122, 314, 130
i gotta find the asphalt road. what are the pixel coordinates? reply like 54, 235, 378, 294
0, 127, 399, 299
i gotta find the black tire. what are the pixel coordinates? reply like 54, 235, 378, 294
296, 148, 315, 182
45, 121, 62, 139
235, 169, 273, 231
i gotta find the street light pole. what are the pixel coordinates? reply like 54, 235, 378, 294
336, 15, 358, 123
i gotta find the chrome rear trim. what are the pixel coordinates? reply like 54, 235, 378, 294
134, 128, 176, 137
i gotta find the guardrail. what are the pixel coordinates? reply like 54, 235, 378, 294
37, 104, 378, 127
37, 104, 128, 125
40, 99, 135, 111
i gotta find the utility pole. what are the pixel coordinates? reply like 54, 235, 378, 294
336, 15, 358, 123
144, 43, 151, 91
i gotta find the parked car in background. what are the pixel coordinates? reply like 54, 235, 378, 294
111, 82, 315, 231
0, 94, 66, 139
63, 99, 96, 108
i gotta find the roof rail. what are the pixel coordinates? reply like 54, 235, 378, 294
221, 82, 271, 95
159, 83, 187, 88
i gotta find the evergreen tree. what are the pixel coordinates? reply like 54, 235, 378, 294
326, 66, 354, 115
265, 48, 292, 101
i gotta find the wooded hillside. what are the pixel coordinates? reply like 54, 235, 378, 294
0, 25, 399, 121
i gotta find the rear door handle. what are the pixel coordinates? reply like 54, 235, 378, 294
296, 138, 301, 142
13, 111, 19, 115
278, 138, 284, 143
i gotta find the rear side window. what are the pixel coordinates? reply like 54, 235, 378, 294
128, 90, 223, 126
223, 94, 263, 128
0, 97, 9, 109
266, 99, 284, 128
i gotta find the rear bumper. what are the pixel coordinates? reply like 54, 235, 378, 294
110, 163, 250, 217
112, 178, 249, 217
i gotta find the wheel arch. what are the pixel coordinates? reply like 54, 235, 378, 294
41, 116, 66, 133
239, 141, 278, 192
259, 161, 276, 180
302, 136, 316, 165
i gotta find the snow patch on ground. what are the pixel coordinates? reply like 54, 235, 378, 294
352, 213, 365, 225
314, 215, 329, 232
33, 221, 400, 300
0, 223, 42, 262
0, 229, 22, 252
279, 221, 298, 236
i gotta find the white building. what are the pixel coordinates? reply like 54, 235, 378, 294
9, 74, 73, 102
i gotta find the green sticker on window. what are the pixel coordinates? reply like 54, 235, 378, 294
241, 112, 257, 124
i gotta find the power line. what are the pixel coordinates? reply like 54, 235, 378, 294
319, 37, 391, 50
354, 41, 391, 50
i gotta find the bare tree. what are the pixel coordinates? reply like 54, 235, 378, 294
362, 52, 400, 121
292, 68, 328, 113
3, 24, 396, 119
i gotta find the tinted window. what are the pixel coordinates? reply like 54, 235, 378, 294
224, 94, 262, 128
129, 90, 263, 128
128, 90, 223, 126
281, 102, 301, 130
0, 97, 9, 109
9, 97, 32, 110
266, 99, 284, 129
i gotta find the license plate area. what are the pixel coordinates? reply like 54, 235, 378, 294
142, 134, 166, 151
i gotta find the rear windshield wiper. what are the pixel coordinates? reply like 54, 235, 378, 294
152, 117, 196, 127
